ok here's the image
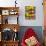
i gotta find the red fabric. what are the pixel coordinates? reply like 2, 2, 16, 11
21, 28, 41, 46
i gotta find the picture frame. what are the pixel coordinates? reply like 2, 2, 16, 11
25, 6, 36, 20
2, 10, 9, 15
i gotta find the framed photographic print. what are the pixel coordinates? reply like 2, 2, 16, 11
25, 6, 36, 20
9, 10, 15, 15
9, 9, 18, 15
2, 10, 9, 15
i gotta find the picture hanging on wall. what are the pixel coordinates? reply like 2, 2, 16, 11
25, 6, 36, 20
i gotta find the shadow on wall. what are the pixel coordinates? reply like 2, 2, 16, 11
18, 26, 44, 44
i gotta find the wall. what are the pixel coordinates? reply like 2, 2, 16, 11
0, 0, 43, 26
18, 0, 43, 26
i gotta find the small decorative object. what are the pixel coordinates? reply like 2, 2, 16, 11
25, 6, 36, 20
10, 10, 14, 15
2, 10, 9, 15
9, 9, 18, 15
15, 0, 17, 7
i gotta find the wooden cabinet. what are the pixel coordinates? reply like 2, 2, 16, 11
0, 7, 19, 46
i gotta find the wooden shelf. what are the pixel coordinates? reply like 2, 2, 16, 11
0, 7, 19, 10
0, 7, 19, 46
0, 7, 19, 24
0, 40, 19, 46
2, 40, 19, 42
0, 24, 20, 32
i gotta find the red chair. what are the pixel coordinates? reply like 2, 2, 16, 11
21, 28, 41, 46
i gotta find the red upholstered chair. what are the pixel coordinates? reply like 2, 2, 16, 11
21, 28, 41, 46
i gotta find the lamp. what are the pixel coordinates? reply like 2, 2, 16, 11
14, 28, 17, 32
